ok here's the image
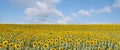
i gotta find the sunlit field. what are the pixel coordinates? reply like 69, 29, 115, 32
0, 24, 120, 50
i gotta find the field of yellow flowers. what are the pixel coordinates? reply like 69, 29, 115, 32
0, 24, 120, 50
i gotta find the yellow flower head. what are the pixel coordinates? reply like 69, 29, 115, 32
2, 41, 8, 46
109, 48, 112, 50
73, 43, 78, 48
118, 43, 120, 47
59, 47, 64, 50
90, 41, 96, 45
33, 42, 37, 46
9, 43, 14, 47
0, 44, 3, 48
19, 42, 24, 46
98, 47, 102, 50
37, 41, 42, 46
43, 43, 49, 48
15, 44, 21, 49
50, 48, 56, 50
86, 41, 90, 44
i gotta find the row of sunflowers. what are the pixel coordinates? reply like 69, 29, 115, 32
0, 24, 120, 50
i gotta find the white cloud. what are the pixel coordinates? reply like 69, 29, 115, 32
12, 0, 72, 24
78, 10, 91, 16
90, 9, 97, 13
11, 0, 119, 24
90, 6, 112, 14
71, 6, 112, 17
98, 6, 111, 13
71, 12, 79, 17
113, 0, 120, 8
58, 17, 72, 24
25, 1, 63, 17
71, 10, 91, 17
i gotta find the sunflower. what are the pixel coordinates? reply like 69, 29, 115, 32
54, 39, 58, 42
33, 45, 37, 48
60, 43, 64, 47
9, 43, 14, 47
59, 37, 64, 41
47, 41, 51, 45
65, 38, 71, 43
50, 48, 56, 50
59, 47, 64, 50
97, 47, 102, 50
37, 41, 42, 46
73, 43, 78, 47
86, 41, 90, 45
2, 39, 8, 42
15, 44, 21, 49
32, 42, 37, 47
19, 42, 24, 46
118, 43, 120, 47
112, 39, 116, 43
2, 40, 8, 46
89, 41, 96, 45
0, 44, 3, 48
43, 43, 49, 49
108, 48, 112, 50
60, 41, 64, 44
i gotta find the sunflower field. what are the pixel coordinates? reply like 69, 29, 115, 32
0, 24, 120, 50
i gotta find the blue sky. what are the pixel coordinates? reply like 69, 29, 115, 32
0, 0, 120, 24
